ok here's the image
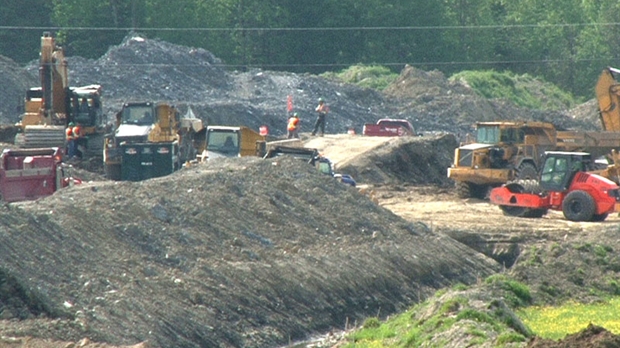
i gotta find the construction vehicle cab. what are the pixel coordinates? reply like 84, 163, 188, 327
490, 151, 620, 222
104, 102, 204, 181
15, 32, 106, 156
204, 126, 266, 159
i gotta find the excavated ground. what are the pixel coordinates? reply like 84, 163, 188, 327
0, 34, 619, 347
0, 134, 619, 348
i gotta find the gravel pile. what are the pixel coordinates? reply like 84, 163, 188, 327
0, 33, 600, 138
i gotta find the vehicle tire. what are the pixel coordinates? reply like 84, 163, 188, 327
456, 182, 475, 199
591, 213, 608, 222
105, 163, 122, 181
516, 162, 538, 180
562, 190, 596, 222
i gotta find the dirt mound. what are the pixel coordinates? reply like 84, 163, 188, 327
0, 56, 37, 124
1, 34, 601, 138
0, 156, 499, 347
527, 324, 620, 348
382, 65, 599, 136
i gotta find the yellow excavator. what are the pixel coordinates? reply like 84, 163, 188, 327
596, 66, 620, 132
15, 32, 107, 157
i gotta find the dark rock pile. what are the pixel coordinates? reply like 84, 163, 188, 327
0, 33, 601, 139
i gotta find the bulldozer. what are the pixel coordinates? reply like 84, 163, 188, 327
103, 102, 205, 181
15, 32, 107, 156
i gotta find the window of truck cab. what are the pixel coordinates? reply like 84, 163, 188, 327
122, 106, 154, 125
476, 125, 500, 144
207, 130, 239, 153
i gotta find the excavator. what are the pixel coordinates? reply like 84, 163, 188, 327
15, 32, 107, 157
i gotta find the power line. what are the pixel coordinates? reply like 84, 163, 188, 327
60, 57, 618, 70
2, 22, 620, 32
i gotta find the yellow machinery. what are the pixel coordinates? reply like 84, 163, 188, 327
103, 102, 205, 181
448, 67, 620, 199
15, 32, 106, 155
596, 67, 620, 132
202, 126, 266, 160
448, 121, 620, 199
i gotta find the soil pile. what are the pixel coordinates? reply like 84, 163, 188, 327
0, 156, 500, 347
527, 324, 620, 348
0, 33, 601, 138
0, 56, 37, 123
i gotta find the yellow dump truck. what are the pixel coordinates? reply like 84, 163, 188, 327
448, 121, 620, 199
448, 67, 620, 199
202, 126, 266, 160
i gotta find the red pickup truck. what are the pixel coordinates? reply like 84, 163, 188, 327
362, 119, 416, 136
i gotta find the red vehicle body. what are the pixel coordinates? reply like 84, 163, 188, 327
489, 151, 620, 221
0, 147, 80, 202
362, 119, 416, 137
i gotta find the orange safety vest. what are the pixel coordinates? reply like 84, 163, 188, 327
72, 125, 82, 138
316, 103, 329, 114
66, 127, 74, 140
287, 117, 299, 131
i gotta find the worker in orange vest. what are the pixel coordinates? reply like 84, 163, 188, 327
311, 97, 329, 136
65, 122, 76, 159
72, 123, 83, 159
287, 112, 300, 139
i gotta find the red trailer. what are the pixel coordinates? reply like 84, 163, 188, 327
0, 147, 80, 202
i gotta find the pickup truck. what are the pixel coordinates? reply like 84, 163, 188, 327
263, 146, 356, 186
362, 119, 416, 137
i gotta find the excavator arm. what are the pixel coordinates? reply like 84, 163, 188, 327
595, 67, 620, 131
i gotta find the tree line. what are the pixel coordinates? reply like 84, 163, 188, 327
2, 0, 619, 98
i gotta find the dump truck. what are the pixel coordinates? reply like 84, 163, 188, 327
15, 32, 107, 157
362, 119, 416, 137
449, 66, 620, 199
448, 121, 620, 199
0, 147, 80, 203
489, 151, 620, 222
103, 102, 205, 181
201, 125, 266, 160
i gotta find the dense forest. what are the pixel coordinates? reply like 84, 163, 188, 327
2, 0, 620, 98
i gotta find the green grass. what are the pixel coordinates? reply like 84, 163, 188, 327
449, 70, 578, 110
518, 297, 620, 340
321, 65, 398, 90
485, 274, 532, 307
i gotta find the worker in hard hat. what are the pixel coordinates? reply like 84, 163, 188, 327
311, 97, 329, 136
72, 122, 83, 159
65, 122, 76, 159
287, 112, 300, 139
